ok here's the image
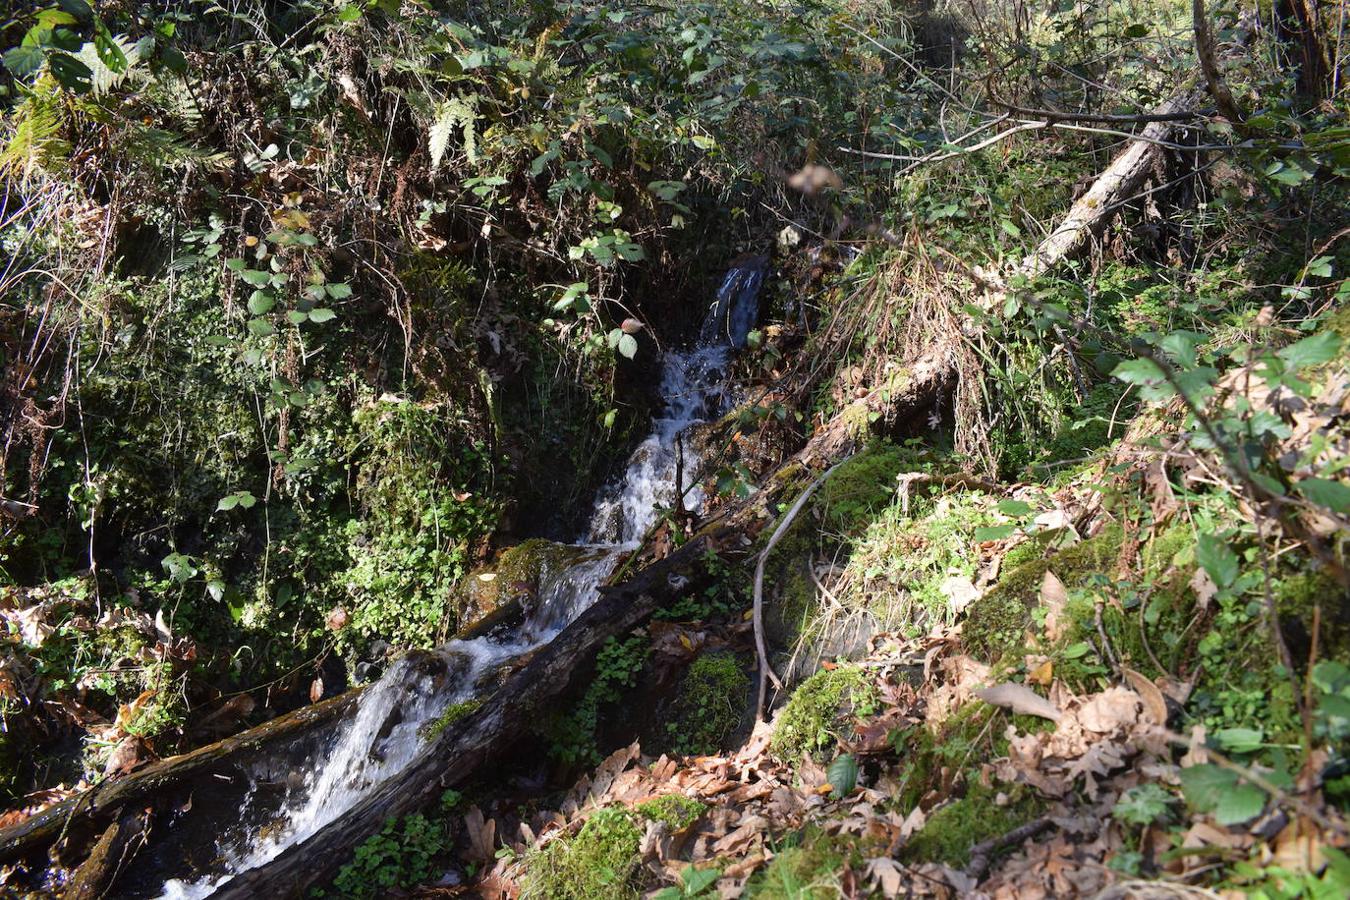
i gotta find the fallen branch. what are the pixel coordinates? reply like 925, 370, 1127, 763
0, 688, 364, 865
753, 462, 843, 720
963, 816, 1054, 880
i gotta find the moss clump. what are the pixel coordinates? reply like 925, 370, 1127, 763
420, 699, 484, 741
748, 826, 848, 899
637, 795, 707, 831
771, 665, 877, 762
817, 441, 913, 536
520, 808, 643, 900
666, 653, 750, 756
903, 784, 1044, 867
964, 526, 1123, 663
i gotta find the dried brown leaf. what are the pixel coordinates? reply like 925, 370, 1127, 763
976, 683, 1063, 721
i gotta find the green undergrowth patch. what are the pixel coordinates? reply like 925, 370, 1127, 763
746, 825, 849, 899
320, 789, 463, 899
544, 635, 651, 766
666, 652, 751, 756
771, 665, 878, 763
520, 807, 645, 900
903, 783, 1045, 868
637, 795, 708, 831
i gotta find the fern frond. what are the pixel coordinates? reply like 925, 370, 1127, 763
428, 95, 479, 170
0, 81, 71, 181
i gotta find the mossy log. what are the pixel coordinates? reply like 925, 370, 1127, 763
0, 688, 365, 866
213, 530, 730, 897
62, 808, 150, 900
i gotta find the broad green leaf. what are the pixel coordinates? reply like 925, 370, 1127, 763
325, 282, 353, 299
1277, 331, 1341, 371
1297, 477, 1350, 513
93, 25, 128, 74
216, 495, 239, 511
2, 44, 45, 76
997, 499, 1033, 517
1214, 784, 1265, 825
974, 524, 1016, 542
240, 269, 272, 287
48, 52, 92, 92
617, 333, 638, 359
286, 310, 309, 325
1213, 727, 1264, 754
247, 291, 275, 315
1195, 533, 1239, 590
308, 308, 337, 323
247, 318, 275, 337
827, 753, 858, 796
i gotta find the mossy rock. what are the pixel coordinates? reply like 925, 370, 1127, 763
963, 526, 1125, 664
771, 665, 877, 763
459, 539, 593, 634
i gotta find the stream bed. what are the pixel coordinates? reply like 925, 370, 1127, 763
155, 260, 765, 897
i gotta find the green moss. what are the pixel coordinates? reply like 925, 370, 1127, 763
637, 795, 707, 831
771, 665, 877, 763
903, 784, 1044, 867
667, 653, 750, 755
747, 826, 847, 899
420, 699, 484, 741
817, 441, 913, 536
520, 808, 643, 900
964, 526, 1124, 663
891, 702, 1002, 809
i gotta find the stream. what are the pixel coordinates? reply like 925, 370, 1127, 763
156, 260, 766, 897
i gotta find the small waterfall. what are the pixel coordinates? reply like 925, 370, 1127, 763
157, 259, 764, 896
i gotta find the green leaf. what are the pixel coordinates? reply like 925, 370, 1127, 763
974, 524, 1016, 542
2, 46, 45, 78
57, 0, 94, 20
1213, 727, 1264, 754
617, 333, 638, 359
1297, 477, 1350, 513
338, 3, 363, 22
1195, 533, 1239, 590
999, 218, 1021, 238
997, 499, 1033, 517
47, 52, 93, 92
247, 318, 275, 337
1277, 331, 1341, 371
216, 495, 239, 511
325, 282, 353, 299
240, 269, 272, 287
827, 753, 858, 797
681, 866, 721, 894
247, 291, 275, 315
1214, 784, 1266, 825
308, 308, 337, 323
93, 25, 128, 74
286, 310, 308, 325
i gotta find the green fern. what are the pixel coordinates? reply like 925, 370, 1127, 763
428, 95, 478, 170
0, 80, 71, 179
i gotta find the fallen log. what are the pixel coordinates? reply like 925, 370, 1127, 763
213, 531, 734, 896
0, 687, 364, 866
62, 808, 150, 900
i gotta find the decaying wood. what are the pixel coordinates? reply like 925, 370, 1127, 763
62, 808, 150, 900
0, 688, 363, 865
1017, 83, 1207, 279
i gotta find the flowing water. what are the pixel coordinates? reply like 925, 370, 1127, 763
157, 261, 764, 897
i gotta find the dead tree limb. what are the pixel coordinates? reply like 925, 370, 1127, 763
0, 689, 363, 865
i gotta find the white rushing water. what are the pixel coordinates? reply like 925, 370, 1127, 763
158, 261, 764, 897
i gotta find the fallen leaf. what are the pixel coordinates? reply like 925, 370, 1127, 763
1029, 658, 1054, 686
325, 607, 349, 631
1040, 571, 1069, 641
1189, 568, 1217, 610
976, 683, 1062, 721
1121, 667, 1168, 725
940, 576, 980, 616
865, 857, 907, 894
309, 677, 324, 704
1076, 687, 1140, 734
